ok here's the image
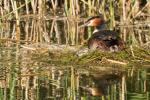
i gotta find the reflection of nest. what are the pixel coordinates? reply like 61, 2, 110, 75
77, 65, 125, 79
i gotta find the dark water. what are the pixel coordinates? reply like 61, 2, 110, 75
0, 47, 150, 100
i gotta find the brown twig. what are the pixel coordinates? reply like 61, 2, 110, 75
102, 57, 128, 66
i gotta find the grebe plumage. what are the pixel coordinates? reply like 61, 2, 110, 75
81, 14, 124, 52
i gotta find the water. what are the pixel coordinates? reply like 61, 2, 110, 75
0, 46, 150, 100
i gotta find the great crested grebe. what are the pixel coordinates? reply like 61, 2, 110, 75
81, 14, 124, 52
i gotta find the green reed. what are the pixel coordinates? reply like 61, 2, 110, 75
109, 0, 115, 30
9, 64, 17, 100
0, 88, 3, 100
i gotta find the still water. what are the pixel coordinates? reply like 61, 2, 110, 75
0, 46, 150, 100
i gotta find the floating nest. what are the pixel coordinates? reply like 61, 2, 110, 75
21, 43, 150, 69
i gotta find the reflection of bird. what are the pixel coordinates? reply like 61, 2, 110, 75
88, 87, 104, 96
80, 73, 122, 97
81, 14, 124, 52
80, 86, 105, 96
80, 77, 108, 97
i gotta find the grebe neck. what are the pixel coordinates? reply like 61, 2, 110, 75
93, 24, 106, 34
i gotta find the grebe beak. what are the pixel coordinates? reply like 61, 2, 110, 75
79, 21, 90, 28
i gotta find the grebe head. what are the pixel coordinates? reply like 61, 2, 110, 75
80, 14, 107, 33
80, 14, 105, 27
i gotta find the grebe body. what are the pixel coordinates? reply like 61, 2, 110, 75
81, 14, 124, 52
88, 30, 124, 51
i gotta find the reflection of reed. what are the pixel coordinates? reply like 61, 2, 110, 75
0, 53, 149, 100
